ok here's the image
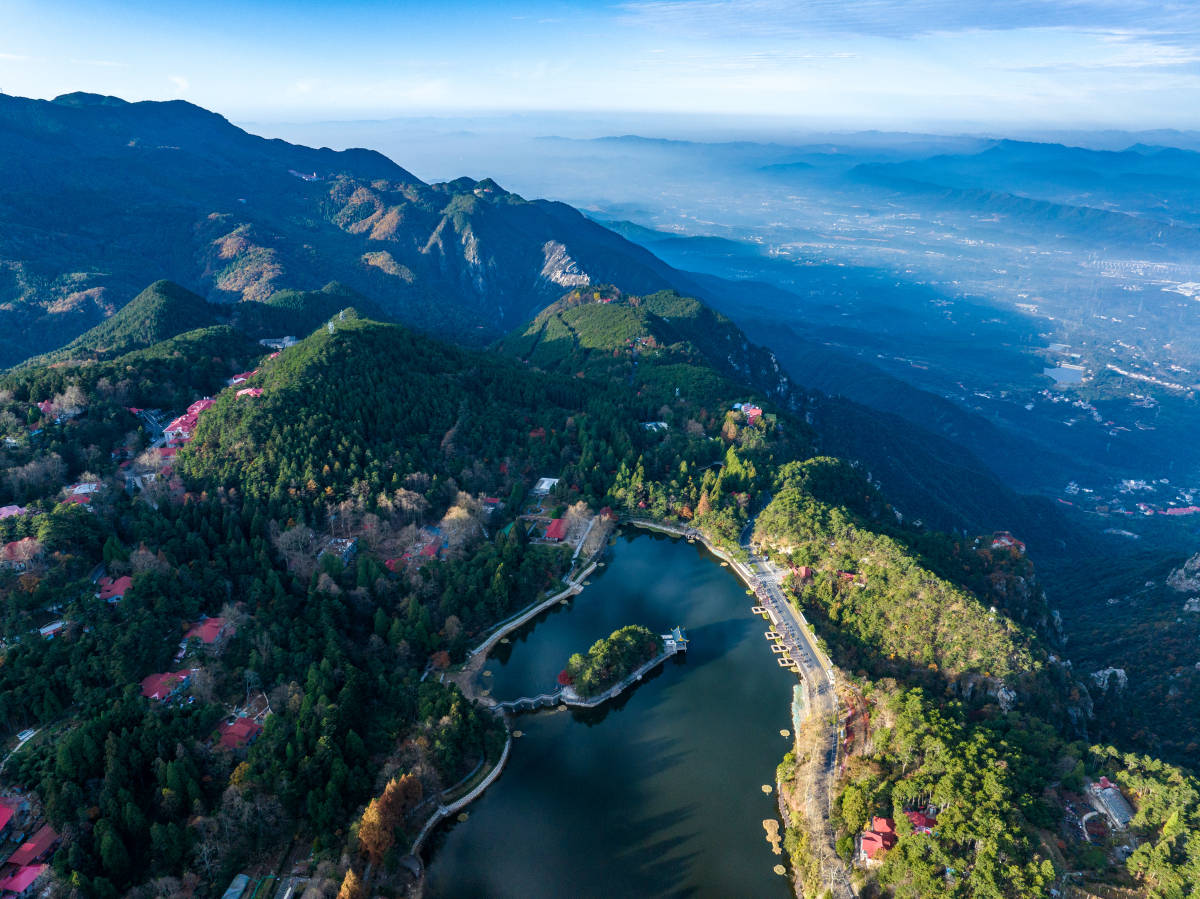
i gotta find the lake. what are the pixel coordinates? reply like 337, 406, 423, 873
424, 530, 796, 899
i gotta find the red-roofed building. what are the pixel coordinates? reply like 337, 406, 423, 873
164, 416, 194, 441
159, 446, 178, 460
545, 518, 568, 542
187, 398, 215, 416
7, 825, 59, 866
384, 558, 400, 572
218, 717, 263, 750
236, 388, 263, 398
991, 531, 1026, 554
183, 617, 228, 645
185, 619, 224, 642
140, 670, 191, 702
0, 801, 14, 834
862, 817, 897, 860
0, 864, 47, 895
420, 542, 440, 559
97, 575, 132, 602
792, 565, 815, 582
905, 810, 937, 833
742, 405, 763, 425
1163, 506, 1200, 516
228, 370, 259, 385
529, 427, 546, 439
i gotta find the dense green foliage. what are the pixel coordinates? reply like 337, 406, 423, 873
564, 624, 662, 697
502, 287, 798, 411
26, 280, 221, 366
838, 684, 1059, 897
0, 279, 1196, 897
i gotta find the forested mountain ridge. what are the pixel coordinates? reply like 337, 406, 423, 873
21, 280, 391, 368
0, 91, 679, 366
499, 286, 799, 411
0, 291, 1197, 896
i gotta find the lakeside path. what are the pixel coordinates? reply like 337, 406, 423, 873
432, 519, 853, 898
627, 518, 854, 899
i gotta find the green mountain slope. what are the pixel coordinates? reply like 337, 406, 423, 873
500, 287, 800, 411
29, 280, 221, 364
2, 297, 1197, 896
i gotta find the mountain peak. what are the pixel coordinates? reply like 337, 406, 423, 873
51, 91, 130, 107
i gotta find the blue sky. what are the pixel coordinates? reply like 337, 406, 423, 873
3, 0, 1200, 128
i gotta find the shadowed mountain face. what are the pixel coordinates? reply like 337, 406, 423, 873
0, 92, 677, 366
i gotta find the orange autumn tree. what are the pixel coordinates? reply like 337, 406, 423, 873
378, 773, 423, 824
358, 773, 424, 864
336, 869, 363, 899
357, 797, 394, 865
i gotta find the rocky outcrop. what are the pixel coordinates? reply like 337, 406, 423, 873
1167, 552, 1200, 592
540, 241, 590, 288
1090, 667, 1128, 694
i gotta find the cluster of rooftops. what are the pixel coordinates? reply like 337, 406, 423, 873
0, 803, 58, 897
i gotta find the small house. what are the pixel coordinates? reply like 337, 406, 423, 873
218, 717, 264, 750
991, 531, 1026, 554
0, 864, 47, 896
6, 824, 59, 866
545, 518, 568, 542
905, 810, 937, 834
861, 817, 896, 860
176, 617, 230, 658
140, 670, 192, 702
236, 387, 263, 398
227, 370, 259, 386
97, 575, 132, 603
531, 477, 560, 496
1092, 777, 1135, 830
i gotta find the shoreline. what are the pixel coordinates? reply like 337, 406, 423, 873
414, 520, 835, 897
412, 544, 607, 863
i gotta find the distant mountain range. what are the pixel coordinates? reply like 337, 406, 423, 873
0, 91, 1086, 545
0, 91, 681, 366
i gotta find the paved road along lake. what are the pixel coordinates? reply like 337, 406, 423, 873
424, 530, 796, 898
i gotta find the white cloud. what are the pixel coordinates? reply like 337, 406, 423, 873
168, 74, 189, 95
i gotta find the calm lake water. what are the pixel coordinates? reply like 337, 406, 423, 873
424, 530, 795, 899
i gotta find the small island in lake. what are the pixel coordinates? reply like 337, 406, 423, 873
562, 624, 664, 698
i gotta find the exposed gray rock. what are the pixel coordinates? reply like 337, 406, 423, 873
1167, 552, 1200, 592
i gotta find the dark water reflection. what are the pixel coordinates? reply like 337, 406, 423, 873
424, 531, 794, 898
